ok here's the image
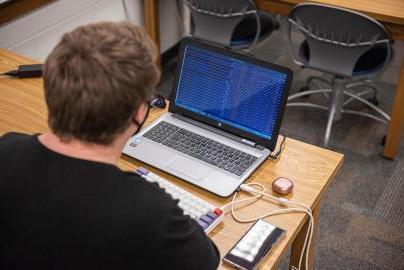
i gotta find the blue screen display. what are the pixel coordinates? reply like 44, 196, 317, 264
175, 44, 287, 140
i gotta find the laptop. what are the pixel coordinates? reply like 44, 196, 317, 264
123, 37, 292, 197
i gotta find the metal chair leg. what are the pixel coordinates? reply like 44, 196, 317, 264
346, 81, 378, 92
342, 109, 389, 124
346, 82, 378, 104
324, 77, 344, 146
307, 76, 330, 87
324, 99, 336, 147
305, 76, 331, 100
344, 91, 391, 122
287, 89, 332, 102
288, 74, 390, 148
343, 89, 374, 106
332, 78, 345, 121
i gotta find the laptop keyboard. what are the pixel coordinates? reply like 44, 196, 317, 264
142, 121, 258, 176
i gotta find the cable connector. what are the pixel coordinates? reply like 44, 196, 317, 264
239, 184, 256, 194
2, 70, 19, 77
277, 197, 289, 206
219, 204, 230, 214
240, 184, 290, 206
2, 64, 43, 78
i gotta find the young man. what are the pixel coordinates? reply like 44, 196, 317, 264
0, 22, 220, 269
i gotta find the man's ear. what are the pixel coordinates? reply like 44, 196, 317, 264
134, 103, 148, 123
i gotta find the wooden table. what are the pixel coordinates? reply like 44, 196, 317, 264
0, 48, 343, 269
0, 0, 53, 26
144, 0, 404, 160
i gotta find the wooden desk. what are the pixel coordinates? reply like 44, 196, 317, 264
144, 0, 404, 159
0, 49, 343, 269
256, 0, 404, 39
0, 0, 53, 27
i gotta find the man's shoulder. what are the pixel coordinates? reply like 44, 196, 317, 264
116, 171, 177, 206
0, 132, 31, 144
103, 170, 179, 219
0, 132, 34, 161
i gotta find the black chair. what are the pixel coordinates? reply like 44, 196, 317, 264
177, 0, 279, 51
286, 3, 392, 146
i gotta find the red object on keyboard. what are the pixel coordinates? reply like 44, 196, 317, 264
214, 208, 223, 216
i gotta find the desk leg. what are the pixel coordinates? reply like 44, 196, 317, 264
383, 61, 404, 159
144, 0, 161, 69
289, 204, 320, 270
144, 0, 160, 49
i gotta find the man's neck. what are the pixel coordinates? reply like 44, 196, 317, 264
38, 132, 126, 165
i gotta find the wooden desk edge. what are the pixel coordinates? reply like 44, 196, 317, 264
0, 48, 41, 66
0, 0, 54, 27
256, 0, 404, 40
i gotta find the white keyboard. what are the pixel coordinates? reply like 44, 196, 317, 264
135, 167, 224, 234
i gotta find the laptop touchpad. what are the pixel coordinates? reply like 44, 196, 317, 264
167, 156, 211, 181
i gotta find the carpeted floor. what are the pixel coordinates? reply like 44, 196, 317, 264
156, 18, 404, 270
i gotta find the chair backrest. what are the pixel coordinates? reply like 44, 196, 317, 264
288, 3, 391, 78
180, 0, 260, 49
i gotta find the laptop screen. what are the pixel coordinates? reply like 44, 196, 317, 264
170, 38, 292, 150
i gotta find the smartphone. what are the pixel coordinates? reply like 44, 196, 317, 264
223, 219, 286, 270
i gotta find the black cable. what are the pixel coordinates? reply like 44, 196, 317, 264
1, 70, 19, 77
268, 136, 286, 160
1, 64, 42, 78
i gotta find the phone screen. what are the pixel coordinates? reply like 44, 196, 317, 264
223, 219, 285, 270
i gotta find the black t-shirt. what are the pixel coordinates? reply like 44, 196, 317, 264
0, 133, 220, 270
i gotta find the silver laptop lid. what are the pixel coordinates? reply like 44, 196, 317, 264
168, 37, 293, 151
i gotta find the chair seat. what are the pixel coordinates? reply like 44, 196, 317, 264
298, 41, 389, 76
298, 40, 310, 65
353, 45, 389, 76
230, 11, 279, 46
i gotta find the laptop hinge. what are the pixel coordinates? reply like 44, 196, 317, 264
173, 114, 265, 150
